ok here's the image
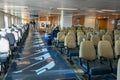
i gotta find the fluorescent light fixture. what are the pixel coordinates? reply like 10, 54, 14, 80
112, 13, 119, 15
4, 5, 28, 9
101, 9, 116, 12
48, 13, 61, 14
57, 8, 78, 10
96, 10, 104, 13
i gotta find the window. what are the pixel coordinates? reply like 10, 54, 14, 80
4, 15, 8, 28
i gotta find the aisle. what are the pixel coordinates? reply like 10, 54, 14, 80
5, 27, 80, 80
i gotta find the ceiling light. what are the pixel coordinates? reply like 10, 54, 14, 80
112, 13, 119, 15
48, 13, 60, 14
96, 10, 104, 13
57, 8, 78, 10
101, 9, 116, 12
4, 5, 28, 9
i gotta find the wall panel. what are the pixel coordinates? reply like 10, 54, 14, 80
72, 15, 85, 26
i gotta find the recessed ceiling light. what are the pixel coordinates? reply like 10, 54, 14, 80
57, 8, 78, 10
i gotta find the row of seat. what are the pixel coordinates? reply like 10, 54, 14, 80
49, 27, 120, 80
56, 27, 120, 57
117, 59, 120, 80
79, 40, 116, 80
63, 40, 119, 79
0, 24, 29, 74
46, 26, 120, 41
65, 29, 119, 46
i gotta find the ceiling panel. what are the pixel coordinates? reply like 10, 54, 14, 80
0, 0, 119, 18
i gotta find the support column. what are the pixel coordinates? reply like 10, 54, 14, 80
60, 10, 64, 29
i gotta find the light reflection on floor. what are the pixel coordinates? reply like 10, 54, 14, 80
5, 27, 79, 80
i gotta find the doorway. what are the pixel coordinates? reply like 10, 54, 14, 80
97, 18, 108, 30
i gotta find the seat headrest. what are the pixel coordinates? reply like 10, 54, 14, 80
0, 31, 6, 37
6, 29, 11, 33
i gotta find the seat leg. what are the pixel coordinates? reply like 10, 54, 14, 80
60, 48, 63, 54
79, 58, 82, 66
69, 55, 74, 64
0, 63, 1, 75
88, 74, 91, 80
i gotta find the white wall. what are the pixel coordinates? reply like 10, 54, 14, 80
84, 15, 96, 28
0, 12, 5, 28
63, 16, 72, 27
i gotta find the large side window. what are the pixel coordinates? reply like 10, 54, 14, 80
4, 15, 8, 28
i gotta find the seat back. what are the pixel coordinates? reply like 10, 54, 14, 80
77, 31, 84, 39
99, 30, 106, 40
100, 30, 106, 34
0, 37, 10, 52
68, 29, 76, 34
67, 30, 76, 41
57, 32, 65, 42
77, 31, 84, 36
114, 30, 120, 35
77, 35, 86, 46
79, 41, 96, 60
115, 40, 120, 58
117, 59, 120, 80
77, 29, 82, 33
102, 34, 112, 45
12, 31, 19, 43
6, 33, 15, 45
114, 34, 120, 41
18, 28, 23, 39
98, 41, 113, 59
105, 31, 113, 40
91, 35, 100, 46
45, 27, 52, 34
64, 34, 76, 48
86, 32, 93, 40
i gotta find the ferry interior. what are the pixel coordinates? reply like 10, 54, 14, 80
0, 0, 120, 80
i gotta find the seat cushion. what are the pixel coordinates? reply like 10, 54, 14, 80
11, 46, 15, 51
112, 60, 118, 74
68, 49, 79, 57
81, 60, 112, 75
0, 52, 8, 62
57, 43, 64, 48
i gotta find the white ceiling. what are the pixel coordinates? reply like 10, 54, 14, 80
0, 0, 120, 18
